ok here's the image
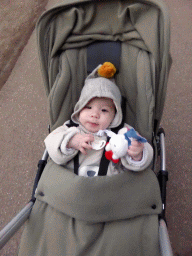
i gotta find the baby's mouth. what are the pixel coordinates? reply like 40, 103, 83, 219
88, 122, 99, 126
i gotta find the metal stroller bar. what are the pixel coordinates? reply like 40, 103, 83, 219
160, 130, 166, 171
158, 128, 173, 256
0, 149, 48, 249
31, 149, 49, 202
0, 201, 34, 249
159, 219, 173, 256
158, 128, 169, 220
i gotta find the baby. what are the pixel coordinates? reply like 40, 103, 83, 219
45, 62, 153, 176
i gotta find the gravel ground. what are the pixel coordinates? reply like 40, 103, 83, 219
0, 0, 48, 89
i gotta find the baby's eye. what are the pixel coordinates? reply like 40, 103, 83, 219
85, 106, 91, 109
102, 109, 108, 112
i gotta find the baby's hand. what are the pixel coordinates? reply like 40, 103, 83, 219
67, 133, 94, 155
127, 140, 144, 161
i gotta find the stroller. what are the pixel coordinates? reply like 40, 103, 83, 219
0, 0, 173, 255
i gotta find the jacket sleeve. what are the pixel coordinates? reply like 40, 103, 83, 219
44, 122, 79, 165
120, 124, 154, 172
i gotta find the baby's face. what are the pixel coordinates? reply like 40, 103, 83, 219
79, 97, 116, 133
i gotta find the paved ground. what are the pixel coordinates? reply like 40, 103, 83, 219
161, 0, 192, 255
0, 0, 191, 255
0, 0, 48, 89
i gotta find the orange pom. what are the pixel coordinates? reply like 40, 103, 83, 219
98, 62, 116, 78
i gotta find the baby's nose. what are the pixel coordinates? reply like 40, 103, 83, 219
91, 110, 100, 118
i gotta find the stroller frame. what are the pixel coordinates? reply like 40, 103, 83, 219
0, 0, 173, 255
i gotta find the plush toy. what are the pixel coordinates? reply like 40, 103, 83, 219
105, 128, 147, 163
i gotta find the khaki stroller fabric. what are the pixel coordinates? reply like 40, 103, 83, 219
19, 161, 162, 256
19, 0, 171, 255
36, 0, 171, 138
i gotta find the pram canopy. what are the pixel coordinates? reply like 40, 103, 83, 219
18, 0, 172, 255
36, 0, 171, 140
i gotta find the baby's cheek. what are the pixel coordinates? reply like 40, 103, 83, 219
101, 120, 110, 129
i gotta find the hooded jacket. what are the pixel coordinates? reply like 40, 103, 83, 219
44, 121, 153, 176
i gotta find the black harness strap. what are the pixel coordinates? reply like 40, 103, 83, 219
98, 136, 110, 176
66, 120, 79, 128
66, 121, 80, 175
74, 154, 79, 175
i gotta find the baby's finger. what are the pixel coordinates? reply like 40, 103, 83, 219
128, 146, 143, 155
79, 146, 87, 155
83, 142, 92, 150
130, 140, 143, 147
80, 142, 92, 154
129, 142, 144, 151
127, 148, 140, 157
85, 134, 94, 142
80, 149, 87, 155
